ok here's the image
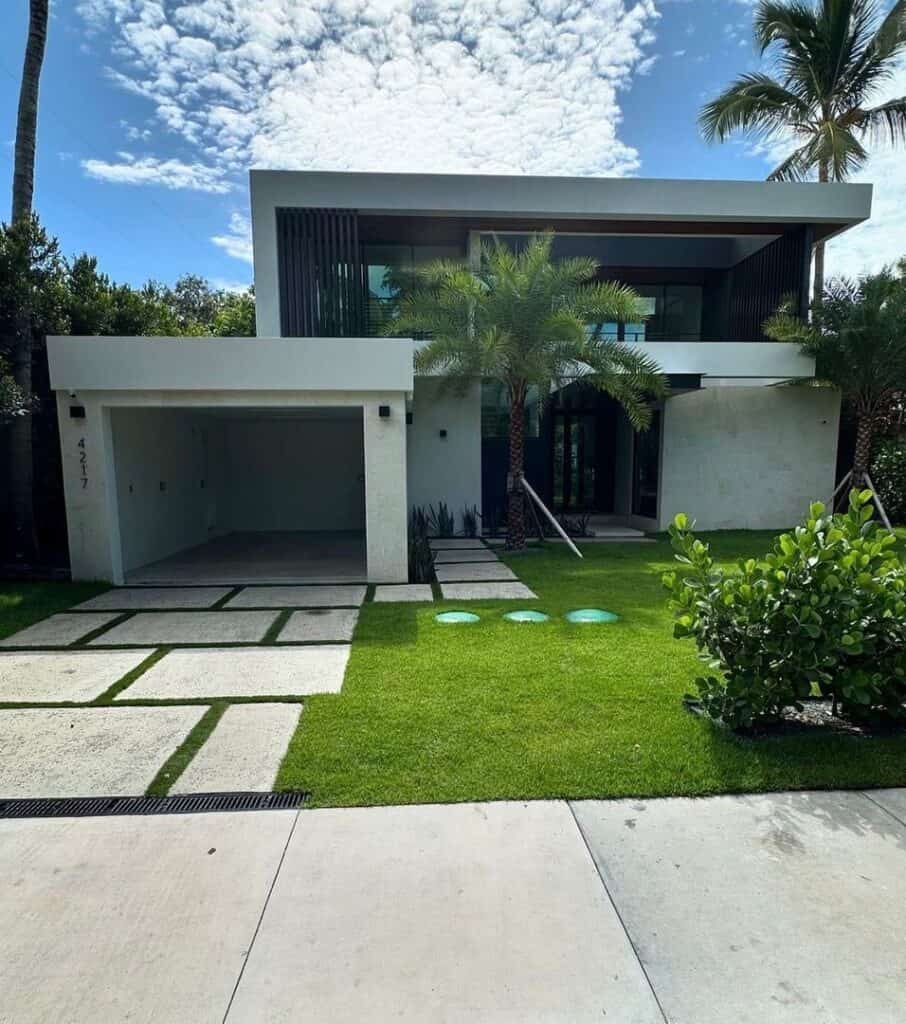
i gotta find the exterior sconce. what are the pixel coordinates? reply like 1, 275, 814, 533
378, 405, 391, 418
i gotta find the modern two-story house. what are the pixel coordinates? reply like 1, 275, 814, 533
47, 171, 872, 585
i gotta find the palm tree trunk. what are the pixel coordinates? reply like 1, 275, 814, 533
852, 411, 874, 488
8, 0, 48, 563
12, 0, 48, 224
812, 160, 829, 302
506, 388, 527, 551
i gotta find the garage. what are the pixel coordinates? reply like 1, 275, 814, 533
48, 336, 413, 585
110, 406, 366, 584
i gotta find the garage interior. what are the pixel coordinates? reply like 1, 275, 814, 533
111, 406, 367, 584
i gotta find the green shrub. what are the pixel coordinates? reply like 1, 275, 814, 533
663, 491, 906, 730
871, 437, 906, 525
408, 508, 435, 584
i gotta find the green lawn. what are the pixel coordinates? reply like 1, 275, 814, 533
277, 533, 906, 807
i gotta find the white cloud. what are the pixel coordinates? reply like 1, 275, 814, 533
81, 154, 233, 193
77, 0, 659, 183
211, 211, 253, 263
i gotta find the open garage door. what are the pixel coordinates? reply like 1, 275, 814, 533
110, 406, 366, 584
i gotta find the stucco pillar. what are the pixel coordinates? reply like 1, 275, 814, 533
362, 396, 408, 583
56, 393, 123, 583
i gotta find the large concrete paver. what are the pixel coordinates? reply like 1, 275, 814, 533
0, 649, 151, 703
88, 611, 278, 646
227, 801, 663, 1023
433, 548, 500, 563
0, 811, 296, 1024
440, 581, 538, 600
435, 562, 517, 582
225, 585, 366, 608
572, 792, 906, 1024
118, 646, 350, 700
172, 704, 302, 794
276, 609, 358, 643
428, 538, 486, 550
373, 584, 434, 603
1, 612, 121, 648
0, 706, 207, 797
867, 788, 906, 824
74, 587, 232, 611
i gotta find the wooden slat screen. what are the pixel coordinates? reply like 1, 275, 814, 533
276, 207, 365, 337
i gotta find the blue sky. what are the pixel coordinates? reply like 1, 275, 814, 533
1, 0, 903, 289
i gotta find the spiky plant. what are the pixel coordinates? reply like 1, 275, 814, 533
700, 0, 906, 296
384, 235, 665, 551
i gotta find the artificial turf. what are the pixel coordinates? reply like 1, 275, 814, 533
0, 581, 110, 642
276, 533, 906, 807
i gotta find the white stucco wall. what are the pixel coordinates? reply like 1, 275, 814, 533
658, 386, 842, 531
214, 416, 365, 533
406, 378, 481, 522
111, 408, 210, 573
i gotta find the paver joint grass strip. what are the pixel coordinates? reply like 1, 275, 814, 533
145, 703, 228, 797
92, 648, 169, 703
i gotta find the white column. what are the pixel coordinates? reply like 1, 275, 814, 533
362, 395, 408, 583
56, 393, 124, 583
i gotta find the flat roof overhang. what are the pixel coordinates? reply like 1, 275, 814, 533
251, 170, 872, 237
47, 336, 415, 394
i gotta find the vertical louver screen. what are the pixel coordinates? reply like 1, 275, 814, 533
277, 207, 366, 337
727, 226, 811, 342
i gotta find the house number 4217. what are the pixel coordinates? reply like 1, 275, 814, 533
78, 437, 88, 489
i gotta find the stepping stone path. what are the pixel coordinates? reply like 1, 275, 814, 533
88, 611, 279, 646
171, 704, 301, 794
0, 650, 150, 703
1, 544, 539, 798
277, 609, 359, 644
0, 705, 206, 798
1, 612, 122, 648
225, 585, 366, 609
74, 587, 231, 611
118, 646, 350, 700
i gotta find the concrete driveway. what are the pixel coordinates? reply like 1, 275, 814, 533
1, 790, 904, 1023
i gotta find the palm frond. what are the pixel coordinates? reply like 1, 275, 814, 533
767, 141, 815, 180
699, 73, 809, 143
848, 96, 906, 144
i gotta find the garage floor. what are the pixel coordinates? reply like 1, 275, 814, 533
125, 531, 367, 585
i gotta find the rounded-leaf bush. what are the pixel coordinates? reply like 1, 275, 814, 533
663, 491, 906, 730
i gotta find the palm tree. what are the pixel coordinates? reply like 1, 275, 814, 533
699, 0, 906, 298
7, 0, 48, 560
764, 261, 906, 489
384, 235, 666, 550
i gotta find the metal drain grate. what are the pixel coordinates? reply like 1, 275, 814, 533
0, 791, 309, 819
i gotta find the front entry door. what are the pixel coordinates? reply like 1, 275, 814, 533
552, 412, 597, 511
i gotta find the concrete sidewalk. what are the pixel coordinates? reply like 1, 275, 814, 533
1, 790, 904, 1023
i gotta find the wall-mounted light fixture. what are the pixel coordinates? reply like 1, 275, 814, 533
405, 412, 413, 425
439, 429, 447, 439
69, 405, 86, 419
378, 405, 391, 418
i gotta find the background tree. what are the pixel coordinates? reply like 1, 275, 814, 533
385, 235, 665, 550
765, 260, 906, 489
699, 0, 906, 298
6, 0, 49, 559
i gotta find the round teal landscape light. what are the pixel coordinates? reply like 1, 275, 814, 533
504, 610, 550, 623
435, 611, 481, 624
565, 608, 619, 624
